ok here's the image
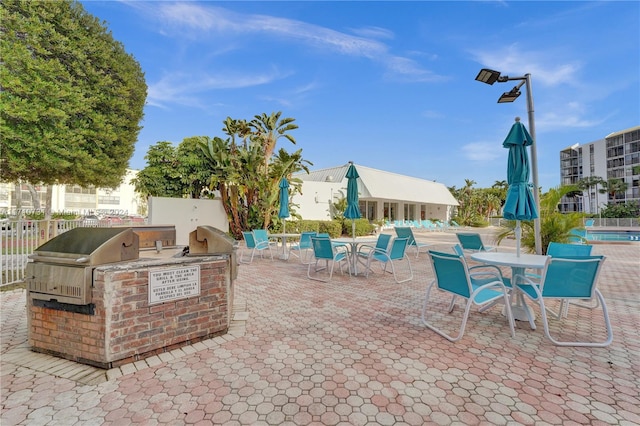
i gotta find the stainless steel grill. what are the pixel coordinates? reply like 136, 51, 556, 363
26, 227, 139, 305
188, 226, 238, 280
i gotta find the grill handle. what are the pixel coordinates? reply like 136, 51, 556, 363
76, 257, 89, 263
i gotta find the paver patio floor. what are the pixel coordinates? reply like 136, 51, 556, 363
2, 228, 639, 425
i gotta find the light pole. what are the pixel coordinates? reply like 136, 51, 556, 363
475, 68, 542, 255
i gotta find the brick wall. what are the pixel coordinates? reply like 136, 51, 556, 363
28, 256, 233, 369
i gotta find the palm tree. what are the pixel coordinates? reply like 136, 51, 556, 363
249, 112, 298, 170
201, 114, 310, 238
262, 148, 312, 229
576, 176, 605, 214
601, 178, 628, 203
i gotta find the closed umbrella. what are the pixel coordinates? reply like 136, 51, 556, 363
503, 117, 539, 257
278, 177, 290, 233
344, 162, 362, 239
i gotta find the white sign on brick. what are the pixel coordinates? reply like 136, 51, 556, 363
148, 265, 200, 304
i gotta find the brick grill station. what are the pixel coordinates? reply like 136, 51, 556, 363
26, 227, 235, 369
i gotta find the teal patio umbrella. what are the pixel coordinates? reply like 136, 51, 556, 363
503, 118, 539, 256
344, 162, 362, 239
278, 177, 290, 234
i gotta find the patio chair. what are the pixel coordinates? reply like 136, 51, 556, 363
240, 231, 274, 263
289, 231, 317, 264
526, 242, 595, 318
252, 229, 278, 248
363, 237, 413, 283
356, 233, 391, 259
422, 249, 515, 342
307, 236, 351, 282
394, 227, 430, 258
456, 232, 496, 253
515, 255, 612, 347
567, 228, 589, 244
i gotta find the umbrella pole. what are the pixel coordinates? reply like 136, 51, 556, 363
515, 220, 521, 257
282, 219, 287, 260
352, 221, 356, 239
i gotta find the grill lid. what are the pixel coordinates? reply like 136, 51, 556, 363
32, 227, 139, 265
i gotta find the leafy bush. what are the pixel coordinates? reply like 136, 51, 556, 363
318, 221, 342, 238
344, 218, 374, 237
600, 201, 640, 218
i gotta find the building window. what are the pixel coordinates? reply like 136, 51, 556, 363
383, 202, 397, 221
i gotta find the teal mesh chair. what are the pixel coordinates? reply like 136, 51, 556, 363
356, 233, 391, 259
394, 227, 430, 258
568, 228, 588, 244
252, 229, 277, 248
289, 232, 317, 264
527, 242, 594, 318
548, 242, 593, 257
515, 255, 612, 347
422, 249, 515, 342
456, 233, 496, 253
307, 236, 351, 282
363, 237, 413, 283
240, 231, 273, 263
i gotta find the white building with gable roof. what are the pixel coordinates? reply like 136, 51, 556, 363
292, 163, 459, 223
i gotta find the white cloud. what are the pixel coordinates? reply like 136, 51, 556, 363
463, 142, 503, 162
471, 44, 582, 87
147, 68, 288, 109
133, 1, 444, 83
350, 26, 395, 40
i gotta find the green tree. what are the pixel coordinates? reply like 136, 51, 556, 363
600, 201, 640, 218
576, 176, 605, 214
601, 178, 628, 203
491, 180, 509, 208
1, 0, 146, 188
249, 112, 298, 170
201, 114, 309, 239
176, 137, 212, 198
131, 142, 184, 198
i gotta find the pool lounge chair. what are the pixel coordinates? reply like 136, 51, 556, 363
456, 233, 496, 253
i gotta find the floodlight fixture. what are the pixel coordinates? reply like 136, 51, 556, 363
475, 68, 507, 85
497, 88, 521, 103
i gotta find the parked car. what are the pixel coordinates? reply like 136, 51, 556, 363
123, 215, 146, 224
82, 215, 100, 227
0, 218, 11, 230
104, 216, 124, 226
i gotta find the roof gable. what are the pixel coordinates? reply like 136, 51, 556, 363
296, 163, 459, 206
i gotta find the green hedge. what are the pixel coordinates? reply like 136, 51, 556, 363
271, 219, 374, 238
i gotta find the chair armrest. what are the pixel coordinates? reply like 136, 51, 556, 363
469, 264, 504, 278
357, 244, 376, 256
255, 241, 272, 250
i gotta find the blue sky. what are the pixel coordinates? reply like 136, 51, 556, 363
81, 1, 639, 192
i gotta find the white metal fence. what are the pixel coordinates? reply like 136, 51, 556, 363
0, 219, 145, 287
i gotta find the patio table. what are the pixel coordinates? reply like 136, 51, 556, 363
470, 252, 548, 330
332, 237, 378, 276
268, 233, 300, 260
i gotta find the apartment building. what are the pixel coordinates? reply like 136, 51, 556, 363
559, 125, 640, 214
0, 169, 144, 217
